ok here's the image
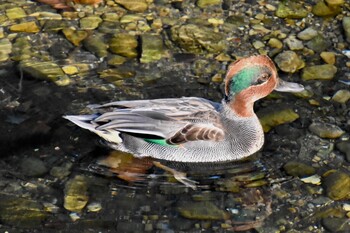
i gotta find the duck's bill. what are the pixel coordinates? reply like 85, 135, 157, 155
275, 79, 304, 93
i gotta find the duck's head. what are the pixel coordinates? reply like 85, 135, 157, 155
224, 55, 304, 117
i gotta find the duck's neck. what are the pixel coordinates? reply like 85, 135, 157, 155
225, 94, 255, 118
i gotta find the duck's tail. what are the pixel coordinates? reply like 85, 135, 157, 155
63, 115, 123, 144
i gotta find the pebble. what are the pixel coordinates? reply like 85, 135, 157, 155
0, 38, 12, 62
258, 108, 300, 132
6, 7, 27, 20
10, 21, 40, 33
140, 34, 165, 63
109, 33, 138, 58
64, 175, 89, 212
20, 157, 48, 177
197, 0, 221, 8
297, 27, 318, 41
323, 171, 350, 200
306, 34, 330, 53
331, 89, 350, 104
309, 122, 345, 139
268, 38, 283, 49
283, 161, 316, 178
275, 2, 309, 19
115, 0, 148, 12
80, 16, 102, 30
301, 64, 337, 81
62, 28, 88, 46
320, 51, 336, 65
274, 51, 305, 73
336, 141, 350, 162
343, 17, 350, 43
284, 36, 304, 50
87, 202, 102, 212
177, 201, 230, 220
312, 1, 341, 17
322, 217, 350, 232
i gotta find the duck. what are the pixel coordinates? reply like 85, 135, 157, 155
64, 55, 304, 164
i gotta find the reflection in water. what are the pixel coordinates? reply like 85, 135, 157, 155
82, 149, 272, 231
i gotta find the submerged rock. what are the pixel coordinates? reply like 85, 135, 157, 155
62, 28, 88, 46
171, 24, 225, 54
301, 64, 337, 81
320, 51, 336, 65
83, 34, 108, 58
323, 171, 350, 200
284, 36, 304, 50
64, 175, 89, 212
80, 15, 102, 30
178, 201, 230, 220
0, 38, 12, 62
297, 27, 318, 41
10, 21, 40, 33
115, 0, 148, 12
274, 51, 305, 73
20, 157, 48, 177
306, 34, 330, 52
6, 7, 27, 20
197, 0, 221, 8
109, 33, 138, 58
312, 1, 341, 17
343, 17, 350, 43
19, 61, 70, 86
258, 108, 300, 133
309, 122, 344, 139
140, 34, 166, 63
0, 195, 47, 227
322, 217, 350, 233
336, 141, 350, 162
275, 2, 309, 19
283, 161, 316, 178
331, 89, 350, 104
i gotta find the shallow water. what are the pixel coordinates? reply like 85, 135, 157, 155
1, 0, 350, 232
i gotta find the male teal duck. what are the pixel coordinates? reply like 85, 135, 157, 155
64, 55, 304, 163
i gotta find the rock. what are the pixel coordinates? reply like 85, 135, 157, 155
325, 0, 345, 6
10, 21, 40, 33
323, 171, 350, 200
171, 24, 225, 54
115, 0, 148, 12
109, 33, 138, 58
62, 28, 88, 46
322, 217, 350, 233
19, 61, 70, 86
83, 34, 108, 58
336, 141, 350, 162
312, 1, 341, 17
80, 16, 102, 30
331, 89, 350, 104
252, 40, 265, 49
309, 122, 345, 139
268, 38, 283, 49
141, 34, 165, 63
20, 157, 48, 177
258, 108, 300, 133
0, 38, 12, 62
275, 2, 309, 19
42, 20, 70, 32
320, 51, 336, 65
306, 34, 330, 52
283, 161, 316, 178
178, 201, 230, 220
107, 55, 127, 66
6, 7, 26, 20
297, 27, 318, 41
343, 17, 350, 43
62, 65, 79, 75
64, 175, 89, 212
99, 68, 136, 85
50, 162, 73, 179
197, 0, 221, 8
0, 195, 47, 227
284, 36, 304, 50
301, 64, 337, 81
274, 51, 305, 73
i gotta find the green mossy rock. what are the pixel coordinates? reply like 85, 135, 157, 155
115, 0, 148, 12
275, 2, 309, 19
109, 33, 138, 58
64, 175, 89, 212
140, 34, 165, 63
323, 171, 350, 200
258, 108, 300, 133
171, 24, 225, 54
301, 64, 337, 81
178, 201, 230, 220
283, 161, 316, 178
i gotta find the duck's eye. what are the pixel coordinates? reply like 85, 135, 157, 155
255, 73, 271, 85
